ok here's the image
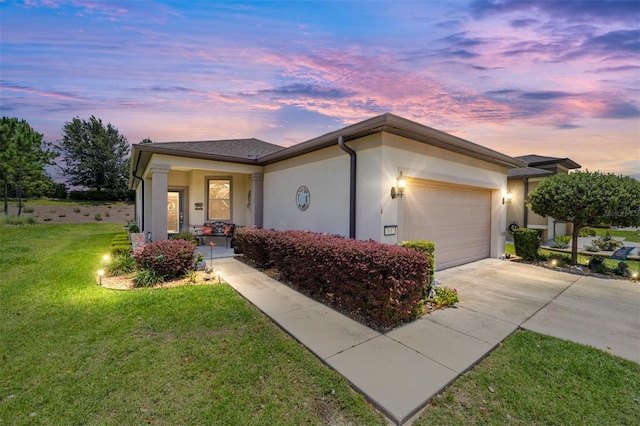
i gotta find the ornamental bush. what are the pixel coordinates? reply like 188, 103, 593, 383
266, 230, 430, 330
134, 239, 196, 279
235, 227, 275, 268
513, 228, 541, 261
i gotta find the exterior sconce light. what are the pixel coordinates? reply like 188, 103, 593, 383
502, 191, 513, 205
391, 171, 407, 199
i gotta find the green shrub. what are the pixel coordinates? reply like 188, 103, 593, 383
550, 234, 571, 249
170, 229, 198, 244
105, 254, 136, 277
398, 240, 436, 286
126, 221, 139, 233
592, 232, 623, 251
578, 227, 596, 237
0, 214, 37, 225
433, 286, 459, 307
133, 269, 165, 288
588, 257, 609, 274
111, 244, 131, 257
94, 213, 102, 221
513, 228, 541, 261
22, 205, 35, 213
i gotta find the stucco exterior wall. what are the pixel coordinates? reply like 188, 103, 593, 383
506, 179, 525, 230
263, 131, 509, 261
263, 145, 351, 235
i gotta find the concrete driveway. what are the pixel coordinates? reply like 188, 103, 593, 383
436, 259, 640, 363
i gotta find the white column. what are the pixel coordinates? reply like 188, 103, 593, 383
151, 165, 170, 241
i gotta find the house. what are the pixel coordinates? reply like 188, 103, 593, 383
129, 113, 527, 269
506, 155, 581, 242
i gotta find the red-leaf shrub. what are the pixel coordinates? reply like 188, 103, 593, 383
245, 230, 430, 330
235, 227, 275, 268
134, 239, 196, 279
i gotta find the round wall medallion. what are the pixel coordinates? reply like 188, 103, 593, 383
296, 185, 310, 211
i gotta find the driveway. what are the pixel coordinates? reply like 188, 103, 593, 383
436, 259, 640, 363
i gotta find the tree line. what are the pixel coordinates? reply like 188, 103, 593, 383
1, 115, 152, 215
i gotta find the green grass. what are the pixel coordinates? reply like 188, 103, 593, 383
415, 330, 640, 425
597, 228, 640, 243
0, 223, 385, 425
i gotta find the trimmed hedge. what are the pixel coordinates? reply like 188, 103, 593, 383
236, 228, 430, 330
513, 228, 541, 261
398, 240, 435, 287
134, 239, 197, 279
235, 227, 274, 268
111, 233, 131, 256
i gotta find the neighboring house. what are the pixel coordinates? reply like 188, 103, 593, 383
506, 154, 581, 243
129, 113, 526, 269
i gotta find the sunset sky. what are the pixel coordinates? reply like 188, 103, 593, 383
1, 0, 639, 178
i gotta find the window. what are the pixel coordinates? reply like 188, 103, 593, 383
207, 178, 231, 220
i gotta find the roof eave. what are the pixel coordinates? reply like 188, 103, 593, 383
259, 113, 526, 168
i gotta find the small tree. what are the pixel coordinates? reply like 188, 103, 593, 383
58, 116, 130, 191
0, 117, 57, 215
527, 171, 640, 265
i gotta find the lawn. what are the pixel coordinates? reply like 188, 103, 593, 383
415, 330, 640, 425
2, 223, 639, 425
0, 223, 385, 425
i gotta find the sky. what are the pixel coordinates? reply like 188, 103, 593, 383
1, 0, 639, 179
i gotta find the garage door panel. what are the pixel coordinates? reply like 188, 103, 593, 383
402, 182, 491, 270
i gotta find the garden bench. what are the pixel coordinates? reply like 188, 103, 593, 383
194, 221, 235, 248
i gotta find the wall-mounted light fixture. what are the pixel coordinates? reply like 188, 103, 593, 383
391, 171, 407, 199
502, 191, 513, 205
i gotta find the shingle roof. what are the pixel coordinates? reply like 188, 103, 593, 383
508, 166, 555, 179
515, 154, 581, 169
146, 138, 284, 160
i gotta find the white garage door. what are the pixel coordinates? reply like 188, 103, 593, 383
402, 180, 491, 270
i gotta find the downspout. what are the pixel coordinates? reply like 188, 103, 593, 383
338, 136, 356, 238
132, 152, 145, 231
522, 177, 529, 228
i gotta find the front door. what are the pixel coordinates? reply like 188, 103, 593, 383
167, 191, 183, 234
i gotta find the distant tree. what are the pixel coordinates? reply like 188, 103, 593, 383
140, 138, 153, 144
527, 171, 640, 265
0, 117, 58, 215
58, 116, 130, 191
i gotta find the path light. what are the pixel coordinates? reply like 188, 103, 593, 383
215, 269, 221, 284
632, 271, 638, 280
98, 269, 104, 285
103, 254, 110, 263
551, 259, 557, 267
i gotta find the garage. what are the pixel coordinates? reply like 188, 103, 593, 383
402, 180, 491, 270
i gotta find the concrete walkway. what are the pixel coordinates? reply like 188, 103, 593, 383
211, 257, 640, 425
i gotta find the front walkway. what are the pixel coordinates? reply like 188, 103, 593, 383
211, 257, 640, 425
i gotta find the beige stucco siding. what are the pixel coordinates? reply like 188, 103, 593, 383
263, 145, 351, 235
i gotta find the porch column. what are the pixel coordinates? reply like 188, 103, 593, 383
250, 172, 264, 228
151, 165, 170, 241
